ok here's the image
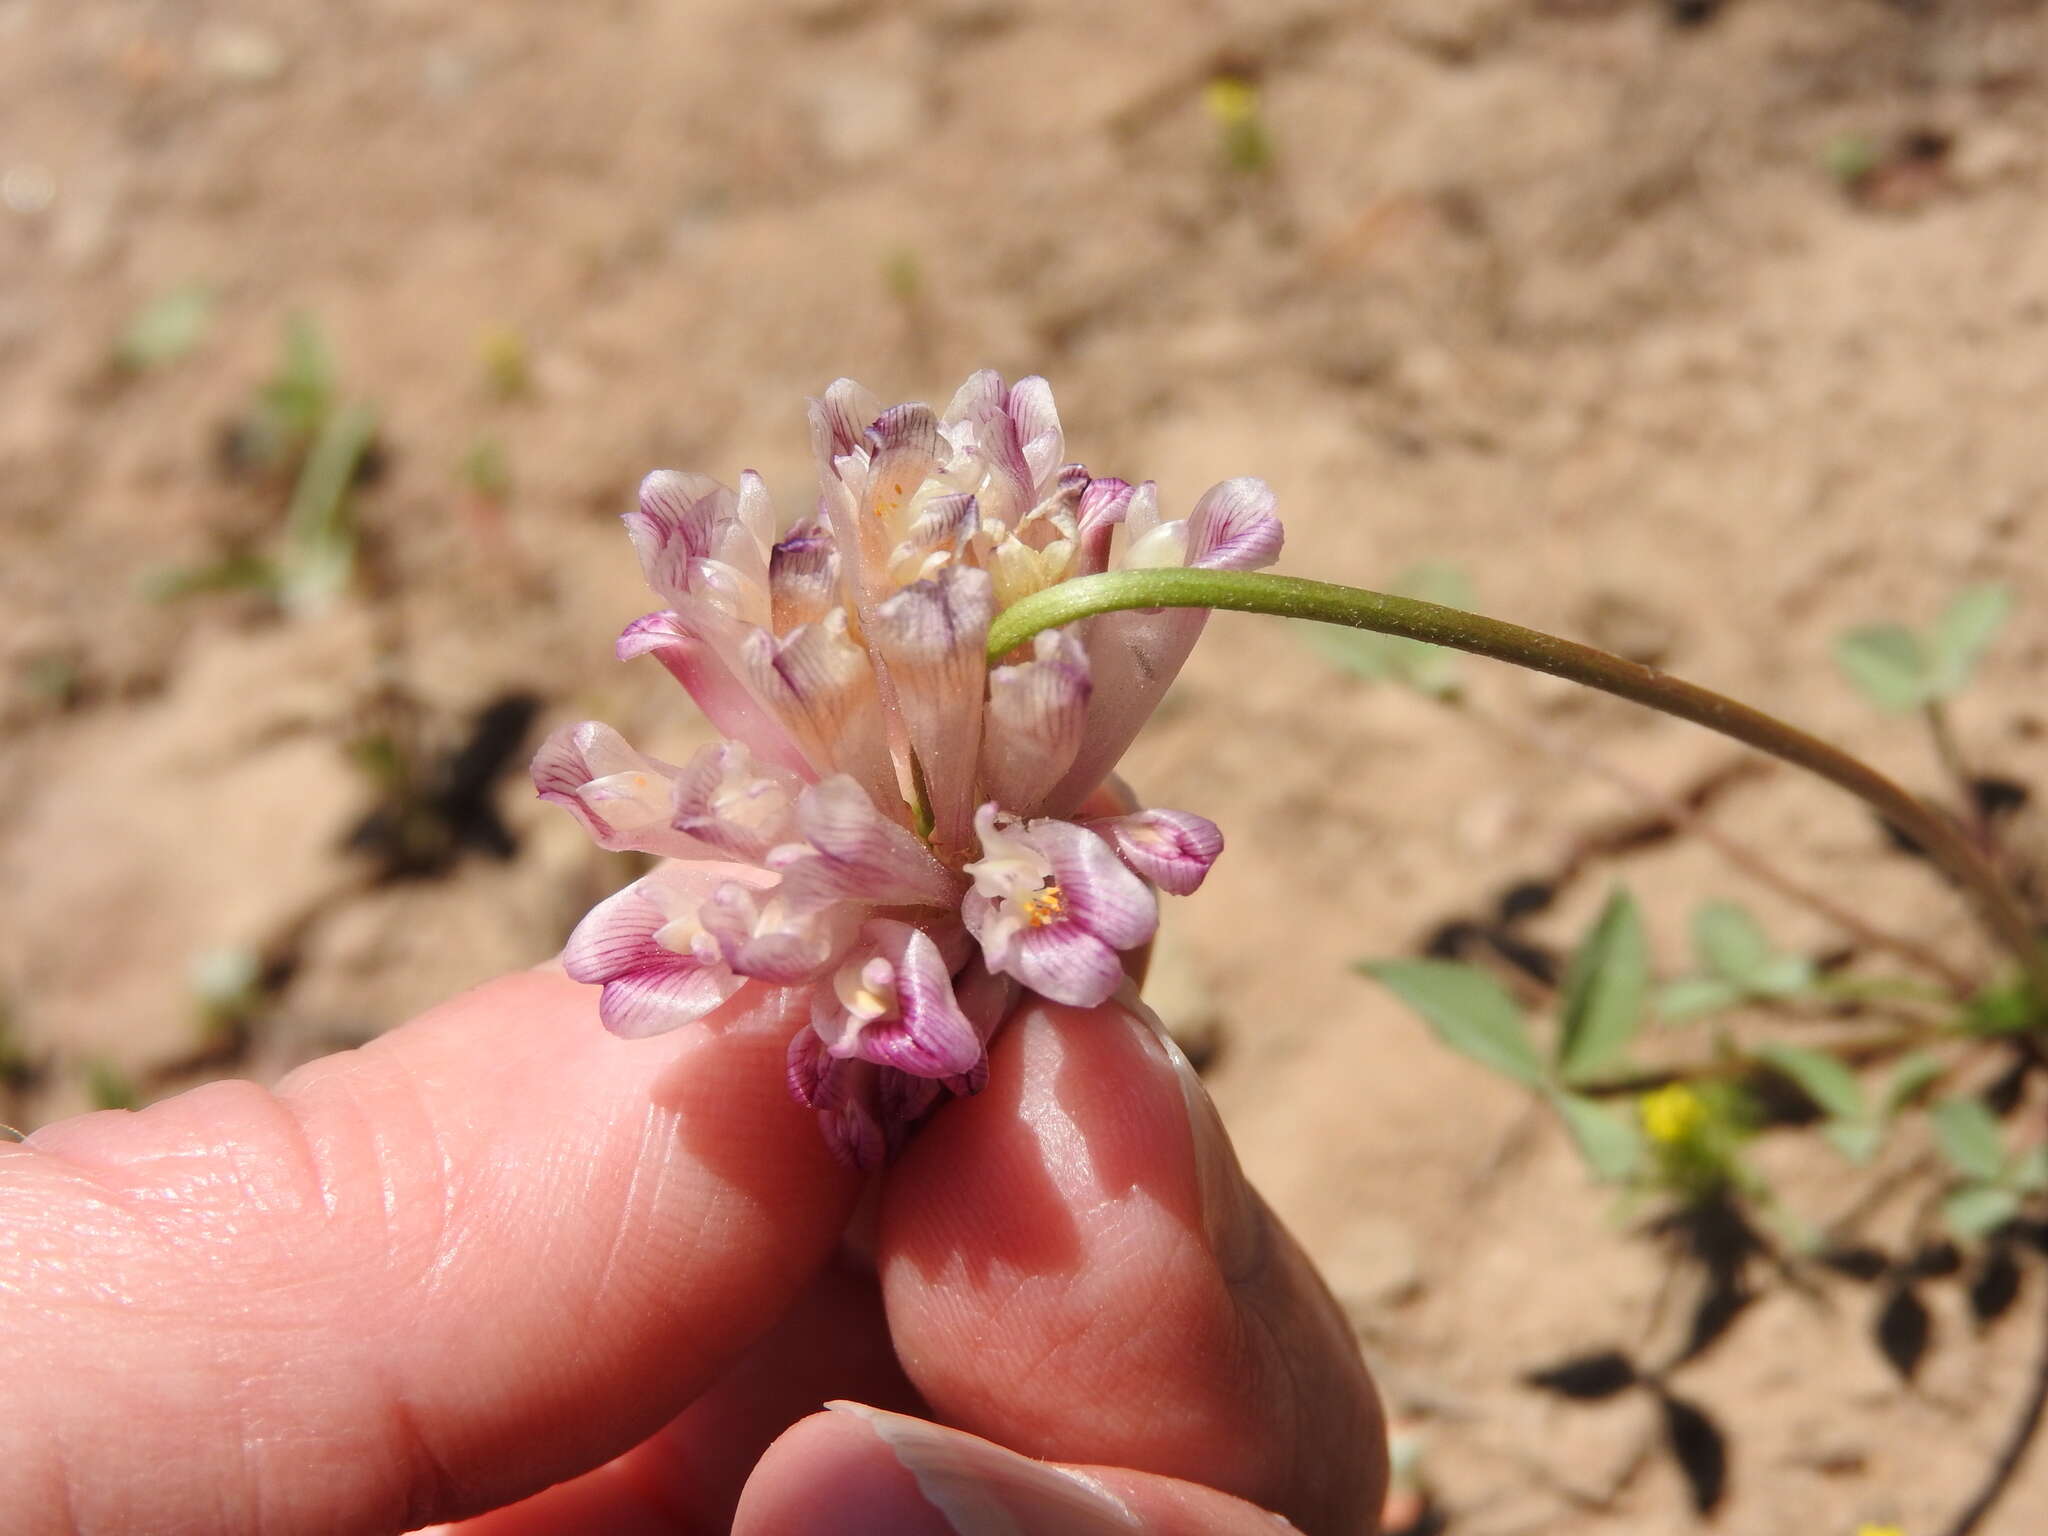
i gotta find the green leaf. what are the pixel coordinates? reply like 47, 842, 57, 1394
1943, 1183, 2021, 1242
1657, 976, 1742, 1020
116, 283, 214, 371
1824, 1119, 1883, 1165
264, 313, 338, 440
1551, 1090, 1642, 1183
2012, 1145, 2048, 1194
1927, 583, 2012, 697
1360, 959, 1544, 1088
1756, 1043, 1866, 1123
1964, 980, 2040, 1036
1931, 1097, 2006, 1184
1693, 902, 1773, 985
1305, 565, 1473, 699
1747, 953, 1816, 998
1833, 623, 1932, 712
1557, 889, 1648, 1084
1880, 1052, 1944, 1118
1304, 625, 1398, 681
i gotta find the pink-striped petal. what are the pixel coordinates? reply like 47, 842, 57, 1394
616, 611, 815, 780
530, 721, 700, 860
1008, 375, 1065, 489
809, 378, 883, 467
699, 878, 857, 984
1042, 605, 1206, 816
811, 919, 983, 1078
869, 566, 992, 852
1187, 476, 1284, 571
561, 866, 756, 1037
772, 776, 963, 909
980, 627, 1091, 815
770, 517, 841, 633
1090, 807, 1223, 896
734, 610, 897, 807
997, 913, 1126, 1008
1034, 817, 1158, 952
669, 740, 802, 861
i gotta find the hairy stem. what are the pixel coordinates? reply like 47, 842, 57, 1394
990, 570, 2047, 1006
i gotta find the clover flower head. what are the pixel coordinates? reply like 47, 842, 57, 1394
534, 371, 1280, 1165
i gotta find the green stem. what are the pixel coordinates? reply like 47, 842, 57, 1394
990, 569, 2048, 1007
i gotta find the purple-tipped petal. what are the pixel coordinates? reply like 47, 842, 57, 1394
1009, 921, 1128, 1008
818, 1064, 888, 1170
560, 867, 754, 1037
941, 369, 1005, 425
961, 808, 1157, 1007
669, 740, 802, 861
869, 566, 993, 852
1187, 476, 1284, 571
980, 627, 1091, 816
861, 404, 942, 524
735, 610, 897, 808
878, 1068, 947, 1156
788, 1024, 830, 1108
888, 491, 978, 585
774, 776, 963, 909
812, 920, 983, 1078
1091, 807, 1223, 897
531, 721, 703, 860
1042, 605, 1206, 816
770, 517, 841, 633
1008, 376, 1065, 489
626, 470, 727, 605
699, 879, 857, 985
1034, 818, 1159, 951
1071, 474, 1136, 577
616, 611, 815, 781
808, 378, 882, 466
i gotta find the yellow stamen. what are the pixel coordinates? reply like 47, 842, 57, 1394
1021, 883, 1066, 928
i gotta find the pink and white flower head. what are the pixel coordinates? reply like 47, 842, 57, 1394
534, 371, 1281, 1166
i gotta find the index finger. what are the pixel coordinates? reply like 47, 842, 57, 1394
1, 971, 860, 1533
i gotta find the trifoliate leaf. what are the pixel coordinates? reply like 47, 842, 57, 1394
1557, 888, 1648, 1084
1657, 975, 1742, 1020
116, 283, 214, 371
1834, 623, 1932, 712
1930, 1097, 2006, 1184
1551, 1090, 1643, 1182
1824, 1119, 1883, 1165
1943, 1183, 2021, 1242
1361, 959, 1543, 1088
1756, 1042, 1866, 1123
1880, 1052, 1944, 1118
2011, 1145, 2048, 1195
1928, 583, 2012, 697
1693, 902, 1774, 984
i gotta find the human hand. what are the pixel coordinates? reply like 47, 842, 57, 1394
0, 969, 1386, 1534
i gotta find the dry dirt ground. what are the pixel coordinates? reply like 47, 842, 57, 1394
7, 1, 2048, 1531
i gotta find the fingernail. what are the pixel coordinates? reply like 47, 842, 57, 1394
1117, 988, 1267, 1281
829, 1402, 1141, 1535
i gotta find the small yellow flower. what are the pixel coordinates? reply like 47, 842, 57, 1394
1202, 76, 1260, 128
1641, 1083, 1707, 1146
1855, 1525, 1905, 1536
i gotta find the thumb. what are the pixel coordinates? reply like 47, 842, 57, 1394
735, 1405, 1309, 1535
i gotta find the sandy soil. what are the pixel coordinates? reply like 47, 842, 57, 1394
6, 1, 2048, 1531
